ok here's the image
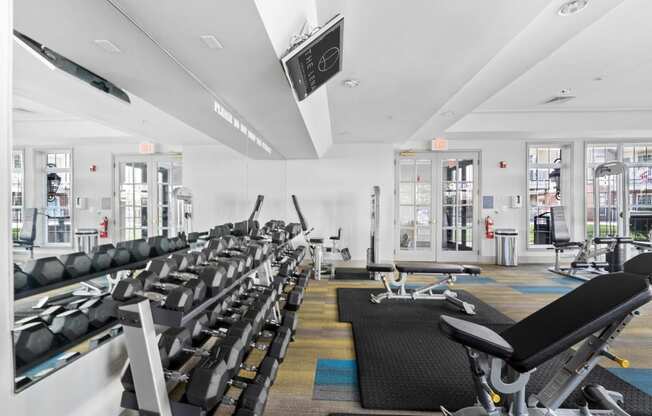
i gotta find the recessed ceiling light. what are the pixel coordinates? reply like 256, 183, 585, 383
343, 79, 360, 88
94, 39, 121, 53
199, 35, 223, 49
558, 0, 589, 16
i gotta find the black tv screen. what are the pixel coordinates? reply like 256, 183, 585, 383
281, 15, 343, 101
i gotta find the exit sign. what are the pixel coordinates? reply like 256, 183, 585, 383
431, 137, 448, 151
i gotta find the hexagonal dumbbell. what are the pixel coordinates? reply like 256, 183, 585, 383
59, 252, 92, 278
22, 257, 65, 287
13, 321, 55, 365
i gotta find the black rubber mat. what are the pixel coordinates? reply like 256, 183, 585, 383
352, 319, 652, 415
337, 287, 513, 325
333, 267, 373, 280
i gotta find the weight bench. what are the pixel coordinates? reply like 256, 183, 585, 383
367, 262, 481, 315
439, 252, 652, 416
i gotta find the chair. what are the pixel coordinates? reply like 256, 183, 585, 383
13, 208, 38, 259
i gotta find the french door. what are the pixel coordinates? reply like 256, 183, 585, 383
395, 151, 479, 262
114, 155, 182, 241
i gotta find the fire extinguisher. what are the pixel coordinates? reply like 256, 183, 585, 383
100, 217, 109, 238
485, 216, 495, 239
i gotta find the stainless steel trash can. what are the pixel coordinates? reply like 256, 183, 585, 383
495, 229, 518, 266
75, 228, 99, 254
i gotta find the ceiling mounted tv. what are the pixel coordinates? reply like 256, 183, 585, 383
281, 15, 343, 102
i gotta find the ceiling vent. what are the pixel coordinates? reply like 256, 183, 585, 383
541, 95, 576, 105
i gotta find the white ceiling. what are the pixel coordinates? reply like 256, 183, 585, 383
14, 0, 319, 159
13, 0, 652, 156
480, 0, 652, 112
13, 40, 217, 148
315, 0, 551, 143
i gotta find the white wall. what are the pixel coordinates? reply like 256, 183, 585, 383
1, 0, 14, 412
405, 137, 593, 263
184, 143, 395, 261
185, 137, 643, 264
16, 142, 184, 246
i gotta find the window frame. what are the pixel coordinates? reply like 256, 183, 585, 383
525, 142, 573, 250
11, 149, 25, 240
43, 148, 74, 247
584, 140, 652, 241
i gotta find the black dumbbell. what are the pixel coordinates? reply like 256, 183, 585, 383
89, 250, 112, 272
141, 266, 208, 305
59, 252, 93, 278
111, 273, 194, 313
49, 309, 89, 342
186, 351, 275, 411
21, 257, 65, 287
13, 321, 55, 364
78, 297, 114, 328
148, 236, 172, 256
117, 239, 151, 262
93, 244, 131, 268
148, 258, 226, 298
14, 264, 29, 292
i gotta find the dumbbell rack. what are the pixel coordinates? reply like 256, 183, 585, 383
15, 245, 192, 301
117, 257, 278, 416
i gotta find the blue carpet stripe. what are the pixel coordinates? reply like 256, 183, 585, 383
510, 285, 573, 294
608, 368, 652, 395
315, 359, 358, 386
317, 359, 357, 370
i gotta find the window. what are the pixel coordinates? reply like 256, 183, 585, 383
45, 151, 73, 245
527, 145, 565, 247
623, 145, 652, 241
11, 150, 25, 240
585, 144, 618, 239
585, 143, 652, 241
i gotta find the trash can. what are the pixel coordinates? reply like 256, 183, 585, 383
495, 228, 518, 266
75, 228, 99, 254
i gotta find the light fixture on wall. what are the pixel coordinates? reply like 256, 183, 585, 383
558, 0, 589, 16
342, 79, 359, 88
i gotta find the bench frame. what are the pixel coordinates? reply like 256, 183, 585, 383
370, 269, 476, 315
443, 312, 635, 416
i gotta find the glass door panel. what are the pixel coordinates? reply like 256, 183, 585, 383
438, 156, 477, 257
395, 152, 478, 261
396, 158, 434, 258
45, 152, 73, 245
119, 162, 149, 241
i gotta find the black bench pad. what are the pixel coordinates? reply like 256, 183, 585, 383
461, 265, 482, 275
440, 315, 513, 360
367, 263, 395, 273
501, 272, 652, 372
395, 262, 464, 274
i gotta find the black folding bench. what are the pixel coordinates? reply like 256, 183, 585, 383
367, 262, 481, 315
